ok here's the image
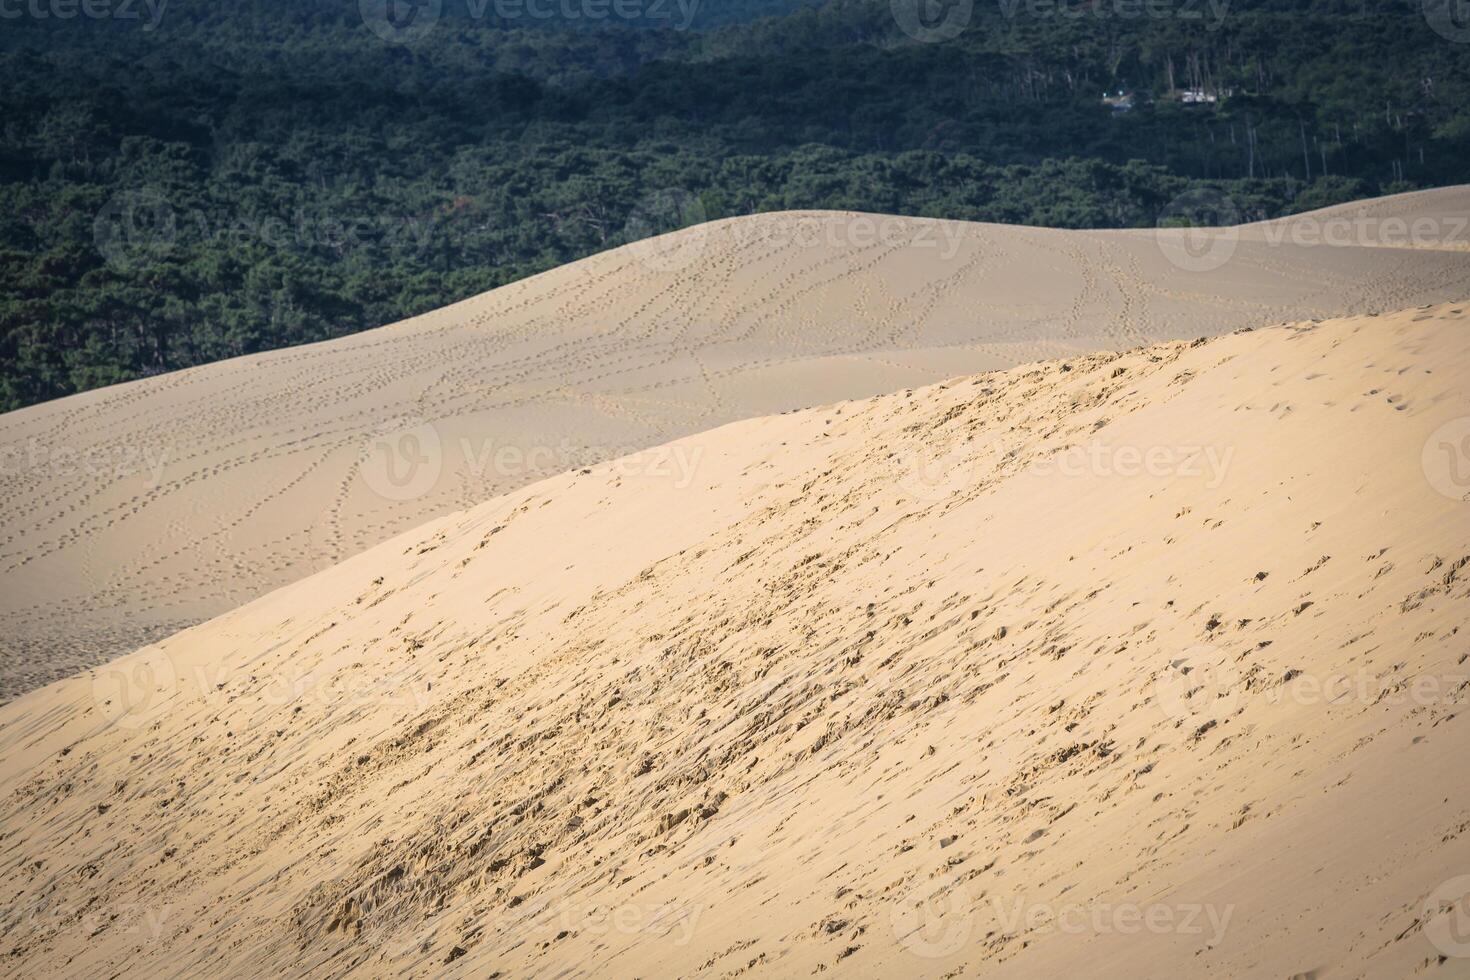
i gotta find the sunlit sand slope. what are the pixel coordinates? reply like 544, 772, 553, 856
1, 302, 1467, 978
2, 187, 1468, 694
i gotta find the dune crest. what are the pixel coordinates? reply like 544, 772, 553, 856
2, 302, 1468, 978
3, 188, 1470, 695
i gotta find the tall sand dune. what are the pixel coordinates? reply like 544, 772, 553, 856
2, 302, 1467, 977
2, 186, 1469, 695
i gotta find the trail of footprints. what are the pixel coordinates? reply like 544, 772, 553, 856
3, 212, 1470, 699
0, 307, 1466, 978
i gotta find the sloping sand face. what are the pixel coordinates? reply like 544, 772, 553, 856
2, 189, 1470, 695
1, 303, 1467, 978
1236, 185, 1470, 249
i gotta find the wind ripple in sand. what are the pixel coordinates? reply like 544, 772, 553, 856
1, 303, 1468, 978
2, 189, 1469, 695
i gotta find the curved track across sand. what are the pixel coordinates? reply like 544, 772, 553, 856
1, 188, 1467, 694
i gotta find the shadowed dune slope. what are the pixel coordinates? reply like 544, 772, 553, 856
1, 302, 1468, 978
2, 186, 1470, 694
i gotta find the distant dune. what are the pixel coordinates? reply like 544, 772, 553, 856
1, 302, 1467, 977
1236, 184, 1470, 246
2, 187, 1469, 696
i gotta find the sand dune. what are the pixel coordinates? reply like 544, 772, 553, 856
1237, 185, 1470, 247
1, 302, 1467, 977
2, 187, 1469, 696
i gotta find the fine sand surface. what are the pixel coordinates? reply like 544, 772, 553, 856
1, 302, 1467, 977
2, 188, 1470, 696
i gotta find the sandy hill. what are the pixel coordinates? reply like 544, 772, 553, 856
2, 302, 1467, 978
1, 190, 1469, 698
1237, 185, 1470, 247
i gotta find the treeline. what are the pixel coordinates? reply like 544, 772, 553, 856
1, 0, 1467, 410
